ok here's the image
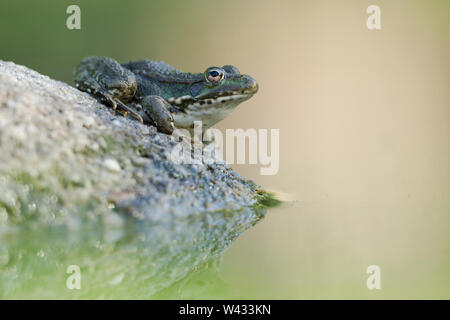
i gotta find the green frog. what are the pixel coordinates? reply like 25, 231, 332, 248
74, 57, 258, 135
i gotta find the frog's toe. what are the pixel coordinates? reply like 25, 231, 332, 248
141, 95, 175, 135
97, 92, 143, 123
114, 99, 144, 123
158, 119, 175, 135
148, 111, 175, 135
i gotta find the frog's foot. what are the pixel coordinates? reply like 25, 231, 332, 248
100, 92, 144, 123
140, 95, 175, 135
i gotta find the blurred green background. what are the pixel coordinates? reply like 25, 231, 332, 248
1, 0, 449, 299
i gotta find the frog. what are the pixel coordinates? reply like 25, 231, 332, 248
74, 57, 258, 135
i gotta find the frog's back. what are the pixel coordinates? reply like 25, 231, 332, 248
121, 60, 202, 84
121, 60, 202, 99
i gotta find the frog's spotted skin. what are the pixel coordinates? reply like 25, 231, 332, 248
74, 57, 258, 135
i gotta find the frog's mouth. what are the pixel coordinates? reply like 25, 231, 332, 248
168, 90, 256, 110
168, 73, 258, 111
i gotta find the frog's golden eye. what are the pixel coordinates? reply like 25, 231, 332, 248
205, 67, 225, 84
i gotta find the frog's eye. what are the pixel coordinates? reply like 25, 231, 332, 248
205, 67, 225, 84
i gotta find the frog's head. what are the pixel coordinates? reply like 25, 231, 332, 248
169, 65, 258, 131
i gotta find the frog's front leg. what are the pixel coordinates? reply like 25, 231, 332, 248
74, 56, 143, 122
138, 95, 175, 135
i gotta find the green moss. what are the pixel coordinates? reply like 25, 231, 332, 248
135, 144, 148, 157
257, 191, 281, 208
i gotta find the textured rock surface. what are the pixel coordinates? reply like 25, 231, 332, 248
0, 61, 273, 298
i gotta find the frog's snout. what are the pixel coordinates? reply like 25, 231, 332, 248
243, 75, 258, 94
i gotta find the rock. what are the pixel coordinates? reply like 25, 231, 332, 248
102, 158, 122, 172
0, 60, 277, 299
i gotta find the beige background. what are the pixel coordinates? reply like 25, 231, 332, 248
207, 0, 450, 298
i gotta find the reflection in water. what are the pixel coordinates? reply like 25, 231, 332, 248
0, 204, 270, 299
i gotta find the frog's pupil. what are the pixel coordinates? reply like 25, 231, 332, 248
210, 71, 219, 77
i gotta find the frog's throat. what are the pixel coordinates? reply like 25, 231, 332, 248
171, 93, 254, 131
